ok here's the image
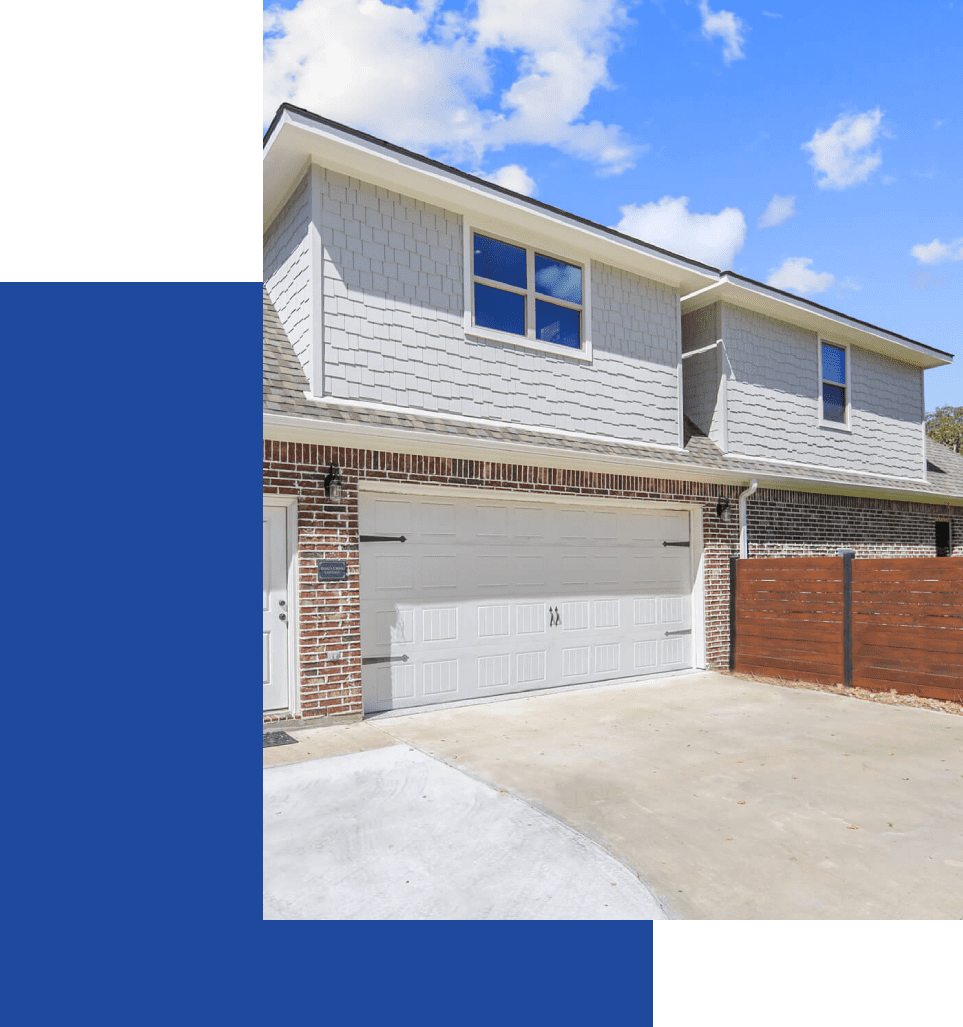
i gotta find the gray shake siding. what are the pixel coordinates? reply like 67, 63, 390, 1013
266, 166, 684, 447
681, 305, 723, 446
263, 171, 313, 381
263, 162, 932, 478
722, 304, 924, 479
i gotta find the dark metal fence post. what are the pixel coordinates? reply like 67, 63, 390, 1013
729, 556, 738, 671
838, 549, 854, 687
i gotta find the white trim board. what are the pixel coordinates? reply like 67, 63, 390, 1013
263, 494, 299, 718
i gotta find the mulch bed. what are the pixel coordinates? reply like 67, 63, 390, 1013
724, 670, 963, 716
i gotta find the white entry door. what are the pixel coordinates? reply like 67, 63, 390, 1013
360, 492, 694, 713
263, 505, 289, 711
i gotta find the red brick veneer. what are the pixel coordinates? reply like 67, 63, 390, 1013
263, 440, 741, 723
264, 441, 959, 723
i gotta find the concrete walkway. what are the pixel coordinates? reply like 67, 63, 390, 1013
264, 671, 963, 919
264, 745, 666, 919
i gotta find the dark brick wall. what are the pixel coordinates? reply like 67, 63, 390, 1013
747, 488, 961, 559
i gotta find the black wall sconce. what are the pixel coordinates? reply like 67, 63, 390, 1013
716, 497, 732, 522
324, 462, 343, 501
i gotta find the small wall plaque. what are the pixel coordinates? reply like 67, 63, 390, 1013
317, 560, 347, 581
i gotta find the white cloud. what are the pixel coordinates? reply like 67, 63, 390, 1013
615, 196, 747, 268
263, 0, 639, 174
761, 10, 782, 17
910, 237, 963, 265
802, 108, 884, 189
483, 164, 537, 196
698, 1, 747, 64
757, 193, 796, 228
767, 257, 835, 295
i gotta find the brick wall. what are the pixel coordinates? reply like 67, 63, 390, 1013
263, 439, 743, 723
264, 441, 960, 724
747, 489, 961, 558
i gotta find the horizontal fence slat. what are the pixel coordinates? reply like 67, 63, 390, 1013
853, 627, 963, 656
851, 579, 963, 595
851, 675, 963, 703
739, 621, 843, 644
737, 639, 843, 661
854, 657, 962, 682
851, 656, 963, 682
734, 653, 844, 678
852, 566, 963, 585
736, 603, 844, 619
854, 557, 963, 575
735, 659, 843, 687
737, 570, 845, 585
736, 581, 844, 596
851, 603, 962, 620
736, 557, 841, 573
852, 665, 963, 690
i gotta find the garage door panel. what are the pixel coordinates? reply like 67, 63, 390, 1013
365, 606, 415, 648
361, 493, 695, 713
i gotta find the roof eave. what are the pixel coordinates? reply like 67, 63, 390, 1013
681, 276, 952, 369
262, 410, 963, 506
263, 105, 719, 294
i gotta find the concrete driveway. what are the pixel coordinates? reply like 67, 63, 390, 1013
264, 671, 963, 919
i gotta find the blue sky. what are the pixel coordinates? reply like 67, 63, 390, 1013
264, 0, 962, 409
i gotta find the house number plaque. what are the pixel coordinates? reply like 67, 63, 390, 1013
317, 560, 347, 581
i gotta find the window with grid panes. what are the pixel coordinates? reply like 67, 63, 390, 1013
471, 232, 583, 350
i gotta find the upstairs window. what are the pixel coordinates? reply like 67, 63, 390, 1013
471, 232, 584, 351
820, 341, 848, 425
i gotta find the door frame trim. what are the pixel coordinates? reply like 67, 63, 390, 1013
264, 494, 299, 716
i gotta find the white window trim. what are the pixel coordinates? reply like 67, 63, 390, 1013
463, 223, 593, 362
818, 337, 852, 433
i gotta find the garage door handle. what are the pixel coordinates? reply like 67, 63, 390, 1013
662, 540, 690, 547
664, 629, 691, 636
361, 654, 410, 665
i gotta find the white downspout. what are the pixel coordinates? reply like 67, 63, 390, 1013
738, 478, 758, 559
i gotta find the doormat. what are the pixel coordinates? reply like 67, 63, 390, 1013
263, 730, 299, 748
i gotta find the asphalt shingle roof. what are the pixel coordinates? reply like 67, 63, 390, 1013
264, 289, 962, 502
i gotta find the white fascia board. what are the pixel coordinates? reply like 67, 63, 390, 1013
263, 111, 719, 294
263, 411, 963, 505
681, 276, 952, 370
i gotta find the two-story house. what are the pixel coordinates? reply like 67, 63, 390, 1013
263, 103, 962, 726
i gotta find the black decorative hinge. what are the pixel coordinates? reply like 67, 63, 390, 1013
664, 629, 692, 636
662, 540, 690, 547
361, 654, 410, 666
360, 535, 407, 543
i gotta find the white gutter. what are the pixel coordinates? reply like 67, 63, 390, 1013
681, 340, 721, 359
738, 478, 759, 559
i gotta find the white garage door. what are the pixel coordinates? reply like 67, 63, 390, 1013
360, 491, 695, 714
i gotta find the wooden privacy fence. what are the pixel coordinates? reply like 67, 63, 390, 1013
731, 556, 963, 703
